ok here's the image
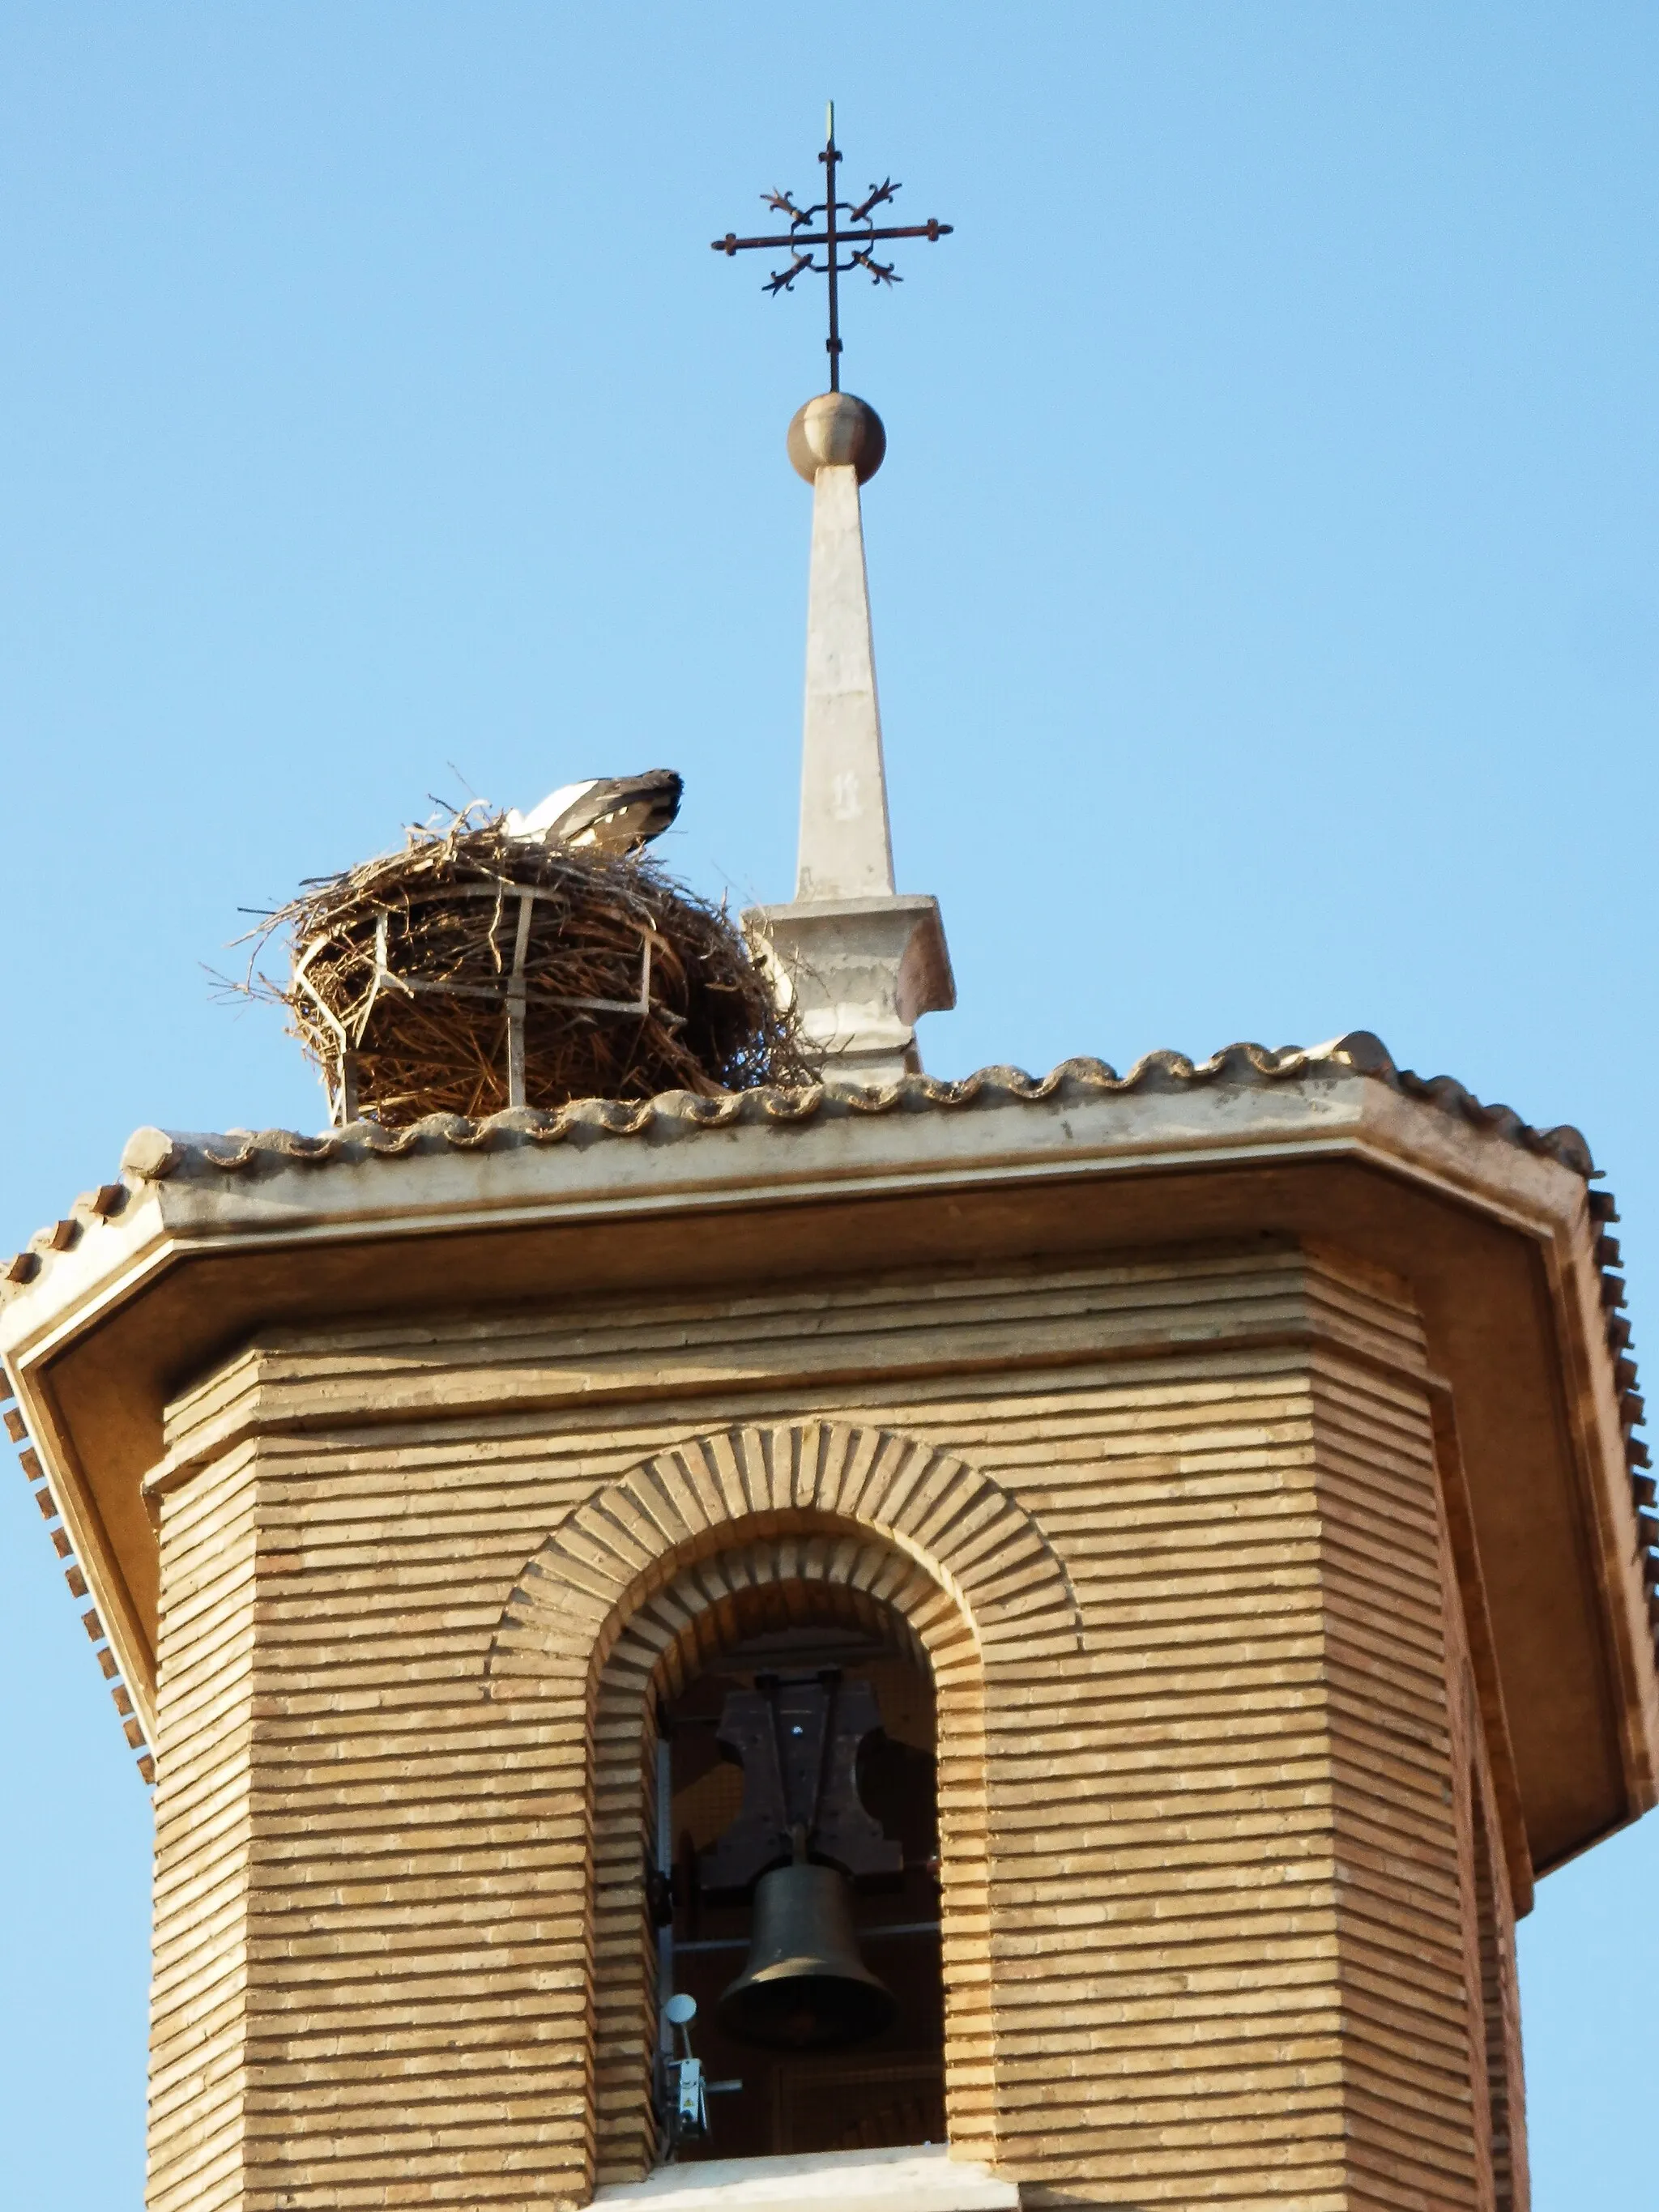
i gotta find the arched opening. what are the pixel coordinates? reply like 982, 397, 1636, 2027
493, 1428, 1053, 2189
651, 1577, 946, 2163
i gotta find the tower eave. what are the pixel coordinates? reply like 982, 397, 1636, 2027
2, 1037, 1653, 1880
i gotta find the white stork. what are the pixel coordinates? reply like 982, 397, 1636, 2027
504, 769, 683, 855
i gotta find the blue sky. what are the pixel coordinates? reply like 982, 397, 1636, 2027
2, 6, 1656, 2203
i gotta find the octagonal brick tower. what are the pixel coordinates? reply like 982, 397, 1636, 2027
1, 391, 1656, 2212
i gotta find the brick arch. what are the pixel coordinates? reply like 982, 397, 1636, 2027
484, 1422, 1075, 2196
485, 1419, 1082, 1700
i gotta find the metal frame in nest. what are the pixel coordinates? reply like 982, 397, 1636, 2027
241, 812, 811, 1127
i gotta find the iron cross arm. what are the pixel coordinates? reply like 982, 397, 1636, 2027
710, 219, 953, 255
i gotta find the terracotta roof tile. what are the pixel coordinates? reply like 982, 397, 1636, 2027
105, 1030, 1598, 1184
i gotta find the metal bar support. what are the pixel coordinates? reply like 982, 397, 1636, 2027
505, 888, 535, 1110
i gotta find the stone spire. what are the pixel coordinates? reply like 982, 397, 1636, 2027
746, 391, 953, 1084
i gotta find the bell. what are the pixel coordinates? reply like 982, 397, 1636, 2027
718, 1860, 896, 2051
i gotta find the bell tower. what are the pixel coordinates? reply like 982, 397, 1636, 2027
3, 115, 1658, 2212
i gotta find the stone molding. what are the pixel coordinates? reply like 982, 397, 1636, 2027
744, 894, 955, 1084
591, 2143, 1017, 2209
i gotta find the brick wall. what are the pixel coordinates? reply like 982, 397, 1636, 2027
146, 1242, 1521, 2211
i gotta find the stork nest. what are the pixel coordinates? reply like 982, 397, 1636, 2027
238, 808, 812, 1127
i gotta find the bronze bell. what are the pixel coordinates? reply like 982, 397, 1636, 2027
718, 1860, 896, 2051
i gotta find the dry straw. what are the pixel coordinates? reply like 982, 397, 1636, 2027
238, 808, 812, 1127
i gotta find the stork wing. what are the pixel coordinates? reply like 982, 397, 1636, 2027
505, 770, 684, 851
505, 780, 595, 839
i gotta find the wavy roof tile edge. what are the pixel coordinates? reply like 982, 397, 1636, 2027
103, 1029, 1596, 1184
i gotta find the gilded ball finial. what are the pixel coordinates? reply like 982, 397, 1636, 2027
787, 392, 886, 485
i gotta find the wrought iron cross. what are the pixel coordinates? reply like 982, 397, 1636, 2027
711, 104, 953, 390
